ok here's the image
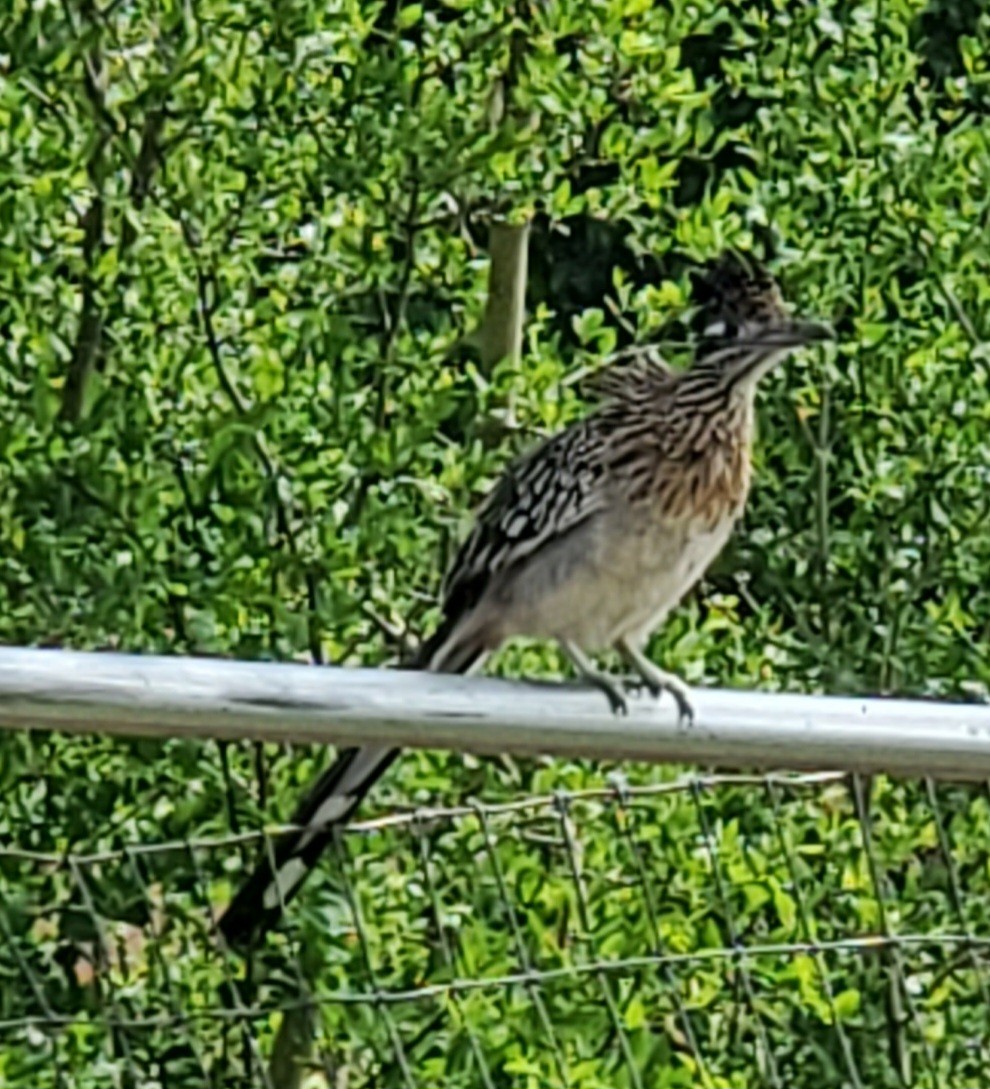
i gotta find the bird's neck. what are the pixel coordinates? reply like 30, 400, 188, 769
667, 368, 757, 456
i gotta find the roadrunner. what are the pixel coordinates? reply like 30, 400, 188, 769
219, 252, 833, 949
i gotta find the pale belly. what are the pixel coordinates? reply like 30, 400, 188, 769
497, 509, 739, 651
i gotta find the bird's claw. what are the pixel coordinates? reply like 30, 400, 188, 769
589, 676, 629, 716
630, 675, 695, 726
669, 687, 695, 727
603, 682, 629, 717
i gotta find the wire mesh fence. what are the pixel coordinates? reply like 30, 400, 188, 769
3, 765, 990, 1088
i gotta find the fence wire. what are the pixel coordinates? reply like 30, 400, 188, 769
2, 768, 990, 1088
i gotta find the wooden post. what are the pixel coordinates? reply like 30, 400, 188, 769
479, 219, 530, 375
268, 1004, 316, 1089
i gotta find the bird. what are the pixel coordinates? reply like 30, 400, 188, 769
218, 251, 833, 950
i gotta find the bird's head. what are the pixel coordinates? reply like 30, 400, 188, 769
691, 251, 833, 390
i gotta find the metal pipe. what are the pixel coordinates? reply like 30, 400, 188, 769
0, 647, 988, 780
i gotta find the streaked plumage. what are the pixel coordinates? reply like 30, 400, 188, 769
218, 252, 833, 950
583, 347, 673, 403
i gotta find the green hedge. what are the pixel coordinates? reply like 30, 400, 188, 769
1, 1, 989, 1085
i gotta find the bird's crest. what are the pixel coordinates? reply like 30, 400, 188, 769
693, 251, 788, 341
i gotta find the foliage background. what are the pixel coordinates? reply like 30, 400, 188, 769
1, 0, 990, 1085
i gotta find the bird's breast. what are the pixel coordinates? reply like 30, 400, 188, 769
633, 423, 753, 533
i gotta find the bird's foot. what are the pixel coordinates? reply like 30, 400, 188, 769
589, 674, 629, 716
617, 642, 695, 725
628, 675, 693, 724
558, 639, 629, 716
661, 679, 695, 726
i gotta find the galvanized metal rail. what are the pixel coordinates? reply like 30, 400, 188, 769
0, 647, 988, 779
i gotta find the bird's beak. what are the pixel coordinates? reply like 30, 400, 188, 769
754, 318, 835, 348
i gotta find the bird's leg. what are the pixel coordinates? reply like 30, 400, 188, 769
559, 639, 628, 716
616, 638, 694, 724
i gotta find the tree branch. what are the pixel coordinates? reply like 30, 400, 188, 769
60, 34, 110, 424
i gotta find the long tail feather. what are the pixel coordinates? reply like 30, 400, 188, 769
218, 621, 488, 952
218, 745, 398, 950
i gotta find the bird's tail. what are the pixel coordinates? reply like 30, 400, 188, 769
217, 615, 487, 952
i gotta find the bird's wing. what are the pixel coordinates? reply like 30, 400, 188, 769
438, 418, 611, 624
